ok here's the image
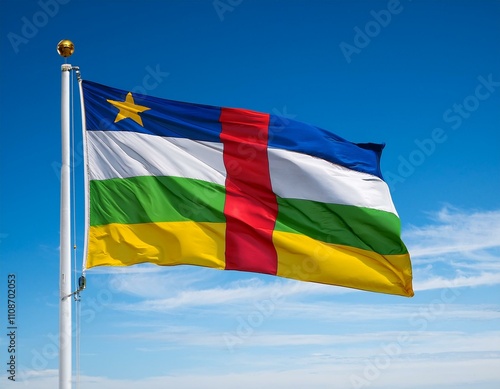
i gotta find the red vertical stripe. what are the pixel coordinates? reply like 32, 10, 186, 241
220, 108, 278, 275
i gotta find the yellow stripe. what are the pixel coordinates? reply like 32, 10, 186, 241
87, 222, 226, 269
274, 231, 413, 297
87, 222, 413, 297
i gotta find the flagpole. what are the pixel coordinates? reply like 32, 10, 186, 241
58, 40, 75, 389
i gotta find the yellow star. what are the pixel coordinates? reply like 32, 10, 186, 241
107, 92, 151, 127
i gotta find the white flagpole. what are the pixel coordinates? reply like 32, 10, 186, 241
60, 62, 72, 389
58, 40, 75, 389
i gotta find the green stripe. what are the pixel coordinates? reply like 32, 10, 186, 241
275, 198, 408, 255
90, 176, 407, 255
90, 176, 226, 226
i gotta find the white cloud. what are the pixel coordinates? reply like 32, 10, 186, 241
405, 206, 500, 258
401, 206, 500, 291
111, 275, 347, 312
6, 355, 500, 389
145, 329, 500, 352
415, 272, 500, 291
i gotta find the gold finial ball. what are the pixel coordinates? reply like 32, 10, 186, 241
57, 40, 75, 58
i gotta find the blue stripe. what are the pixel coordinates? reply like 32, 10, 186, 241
82, 80, 222, 142
83, 80, 384, 178
268, 114, 384, 178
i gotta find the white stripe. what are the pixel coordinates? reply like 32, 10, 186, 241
88, 131, 396, 214
268, 148, 397, 215
88, 131, 226, 185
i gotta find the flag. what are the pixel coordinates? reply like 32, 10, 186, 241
82, 80, 413, 297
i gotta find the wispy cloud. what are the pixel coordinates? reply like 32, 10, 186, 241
112, 276, 345, 311
9, 352, 500, 389
403, 206, 500, 291
107, 266, 216, 298
126, 327, 500, 352
170, 305, 497, 335
416, 272, 500, 291
405, 206, 500, 258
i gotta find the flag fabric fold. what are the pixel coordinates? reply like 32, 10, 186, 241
82, 80, 413, 297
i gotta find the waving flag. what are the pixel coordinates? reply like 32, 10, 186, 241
82, 80, 413, 297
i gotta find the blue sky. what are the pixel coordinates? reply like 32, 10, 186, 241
1, 0, 500, 388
